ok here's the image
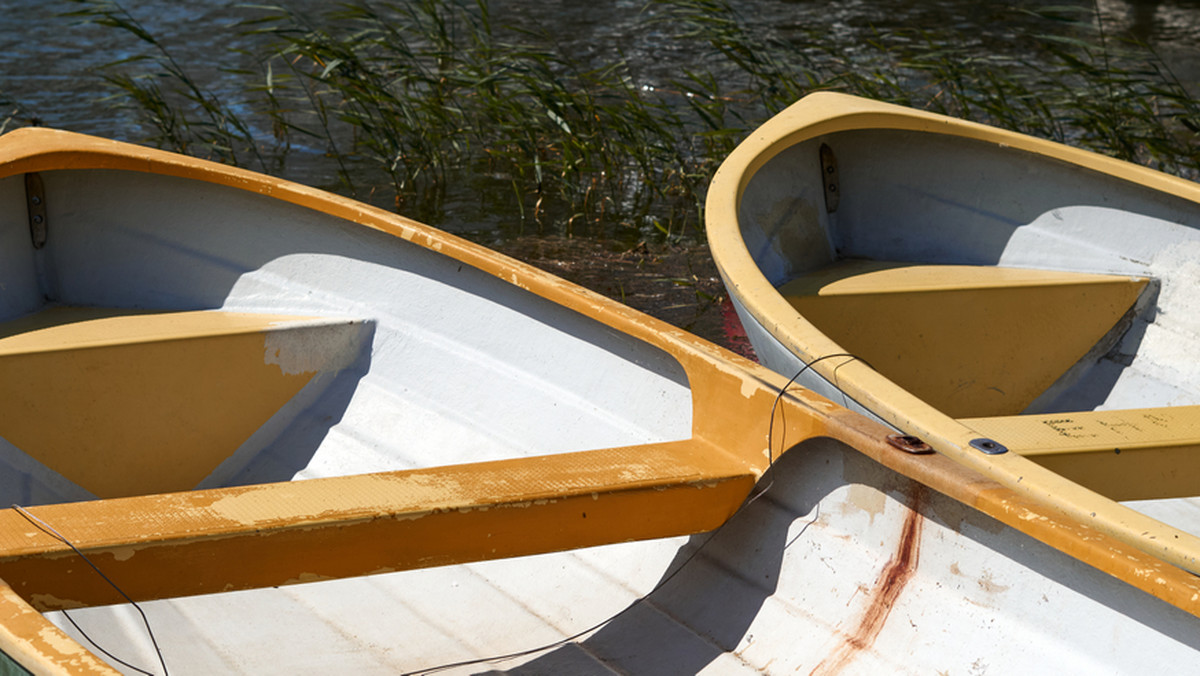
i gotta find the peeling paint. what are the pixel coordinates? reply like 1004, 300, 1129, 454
263, 319, 367, 375
284, 572, 332, 586
34, 625, 95, 659
29, 593, 85, 611
206, 472, 454, 525
107, 547, 136, 562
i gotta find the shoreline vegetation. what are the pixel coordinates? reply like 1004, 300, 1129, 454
37, 0, 1200, 241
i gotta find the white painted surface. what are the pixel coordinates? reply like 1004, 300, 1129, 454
45, 439, 1200, 674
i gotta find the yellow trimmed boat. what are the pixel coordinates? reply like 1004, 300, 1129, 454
0, 124, 1197, 674
707, 89, 1200, 629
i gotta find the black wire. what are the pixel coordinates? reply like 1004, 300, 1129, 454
11, 504, 169, 676
58, 607, 157, 676
406, 529, 721, 674
404, 351, 866, 675
752, 352, 868, 505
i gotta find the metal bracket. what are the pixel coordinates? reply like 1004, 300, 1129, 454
970, 438, 1009, 455
819, 143, 840, 213
887, 434, 934, 454
25, 172, 47, 249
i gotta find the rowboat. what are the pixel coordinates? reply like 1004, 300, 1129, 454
1, 125, 1197, 675
707, 88, 1200, 655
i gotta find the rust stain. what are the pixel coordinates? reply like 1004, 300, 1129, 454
809, 486, 925, 676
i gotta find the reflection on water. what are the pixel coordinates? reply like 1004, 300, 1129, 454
1101, 0, 1200, 88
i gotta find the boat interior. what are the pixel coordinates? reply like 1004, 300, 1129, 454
0, 167, 695, 508
738, 127, 1200, 513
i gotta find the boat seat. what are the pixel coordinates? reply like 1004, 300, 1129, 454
778, 260, 1149, 418
0, 307, 370, 500
963, 406, 1200, 501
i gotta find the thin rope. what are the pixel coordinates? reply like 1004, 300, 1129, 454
11, 504, 169, 676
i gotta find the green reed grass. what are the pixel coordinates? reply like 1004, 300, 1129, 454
59, 0, 1200, 237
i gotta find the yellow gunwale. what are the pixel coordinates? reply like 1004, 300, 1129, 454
705, 92, 1200, 576
4, 125, 1200, 670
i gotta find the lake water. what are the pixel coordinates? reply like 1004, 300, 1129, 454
2, 0, 1198, 350
5, 0, 1199, 127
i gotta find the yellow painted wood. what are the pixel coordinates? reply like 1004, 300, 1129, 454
963, 406, 1200, 501
779, 261, 1147, 418
0, 578, 116, 675
4, 380, 1200, 624
0, 308, 348, 499
0, 440, 757, 608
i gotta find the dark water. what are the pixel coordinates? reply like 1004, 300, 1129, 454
5, 1, 1199, 170
3, 0, 1199, 350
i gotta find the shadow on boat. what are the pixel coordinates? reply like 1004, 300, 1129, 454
488, 437, 1200, 674
220, 336, 376, 487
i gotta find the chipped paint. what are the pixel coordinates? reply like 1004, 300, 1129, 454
28, 594, 85, 611
107, 547, 136, 563
262, 318, 366, 375
284, 572, 331, 586
34, 625, 93, 658
205, 472, 453, 526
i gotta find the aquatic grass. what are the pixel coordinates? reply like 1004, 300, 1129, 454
237, 0, 710, 230
0, 90, 28, 135
60, 0, 1200, 237
62, 0, 276, 170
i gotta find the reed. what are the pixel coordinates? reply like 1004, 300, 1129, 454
59, 0, 1200, 237
63, 0, 278, 171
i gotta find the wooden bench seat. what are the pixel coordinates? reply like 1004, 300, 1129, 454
0, 307, 368, 499
778, 260, 1148, 418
